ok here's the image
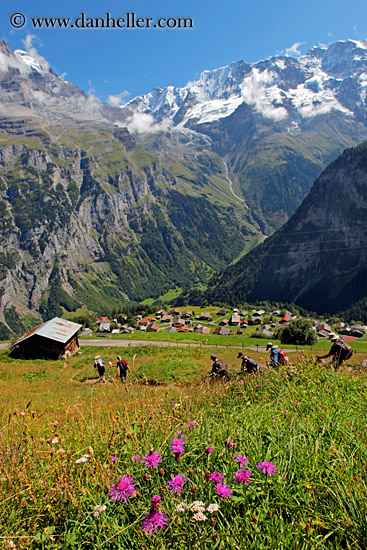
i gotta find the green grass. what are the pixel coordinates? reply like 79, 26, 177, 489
1, 346, 367, 549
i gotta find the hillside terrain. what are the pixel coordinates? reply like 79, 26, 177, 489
202, 141, 367, 319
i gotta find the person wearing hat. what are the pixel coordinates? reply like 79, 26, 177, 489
94, 354, 106, 382
208, 354, 228, 381
266, 344, 279, 367
237, 352, 258, 374
316, 335, 353, 369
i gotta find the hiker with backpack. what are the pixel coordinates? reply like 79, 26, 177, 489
237, 352, 258, 374
117, 355, 130, 382
94, 355, 106, 382
316, 335, 353, 369
208, 354, 228, 381
266, 344, 279, 367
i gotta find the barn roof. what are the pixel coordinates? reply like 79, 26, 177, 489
15, 317, 82, 346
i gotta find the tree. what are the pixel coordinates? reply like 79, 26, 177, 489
279, 319, 317, 346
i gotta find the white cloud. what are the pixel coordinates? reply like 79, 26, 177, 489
241, 68, 288, 121
125, 112, 172, 134
108, 91, 130, 107
283, 42, 304, 57
22, 33, 50, 71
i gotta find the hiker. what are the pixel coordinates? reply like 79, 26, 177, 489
117, 355, 130, 382
237, 352, 258, 374
94, 355, 106, 382
266, 344, 279, 367
316, 335, 353, 369
277, 348, 289, 366
208, 354, 228, 381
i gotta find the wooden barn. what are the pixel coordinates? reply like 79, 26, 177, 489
12, 317, 82, 359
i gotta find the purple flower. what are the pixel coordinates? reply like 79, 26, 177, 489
110, 476, 136, 502
170, 437, 186, 462
224, 439, 233, 449
142, 450, 162, 469
215, 482, 233, 499
234, 454, 248, 466
132, 454, 140, 462
283, 410, 288, 414
188, 421, 195, 429
209, 471, 224, 483
233, 468, 252, 484
167, 474, 186, 494
111, 456, 117, 462
141, 495, 169, 536
256, 461, 277, 475
205, 446, 213, 454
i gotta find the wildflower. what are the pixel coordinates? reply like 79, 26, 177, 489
176, 502, 186, 513
283, 410, 288, 414
206, 503, 220, 513
224, 438, 234, 448
75, 454, 89, 464
51, 437, 59, 444
205, 446, 213, 454
93, 504, 107, 518
193, 511, 208, 521
141, 495, 169, 536
167, 474, 186, 494
235, 454, 248, 466
256, 461, 277, 475
215, 482, 233, 499
111, 456, 117, 462
233, 468, 252, 484
110, 475, 136, 502
188, 421, 195, 429
209, 472, 223, 484
170, 437, 186, 462
189, 501, 206, 513
132, 454, 140, 462
142, 450, 162, 469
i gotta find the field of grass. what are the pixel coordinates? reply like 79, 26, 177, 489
1, 346, 367, 549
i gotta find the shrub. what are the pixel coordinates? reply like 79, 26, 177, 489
279, 318, 317, 346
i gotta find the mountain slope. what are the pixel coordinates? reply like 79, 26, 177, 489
125, 40, 367, 231
204, 141, 367, 316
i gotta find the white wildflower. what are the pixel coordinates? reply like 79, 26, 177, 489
193, 511, 208, 521
51, 437, 59, 444
176, 502, 186, 513
75, 454, 89, 464
207, 503, 220, 513
93, 504, 107, 517
189, 500, 206, 513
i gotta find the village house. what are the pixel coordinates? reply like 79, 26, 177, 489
12, 317, 82, 359
219, 319, 229, 326
230, 313, 241, 326
146, 321, 160, 332
195, 312, 212, 321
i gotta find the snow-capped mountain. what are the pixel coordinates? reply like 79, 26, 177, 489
125, 40, 367, 127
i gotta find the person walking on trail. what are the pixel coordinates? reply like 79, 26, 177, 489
237, 352, 258, 374
209, 354, 228, 381
316, 335, 353, 369
266, 344, 279, 367
94, 355, 106, 382
117, 355, 130, 382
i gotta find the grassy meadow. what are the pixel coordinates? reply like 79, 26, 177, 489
1, 346, 367, 549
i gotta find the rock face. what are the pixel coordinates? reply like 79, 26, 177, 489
205, 141, 367, 316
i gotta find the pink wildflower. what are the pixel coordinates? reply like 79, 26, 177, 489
215, 482, 233, 499
209, 471, 224, 483
142, 450, 162, 469
111, 456, 117, 462
205, 446, 213, 454
233, 468, 252, 484
141, 495, 169, 536
256, 461, 277, 475
188, 421, 195, 429
170, 437, 186, 462
167, 474, 186, 494
110, 475, 136, 502
132, 454, 140, 462
234, 454, 248, 466
224, 438, 233, 448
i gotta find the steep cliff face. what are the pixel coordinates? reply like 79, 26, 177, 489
206, 141, 367, 315
0, 120, 259, 334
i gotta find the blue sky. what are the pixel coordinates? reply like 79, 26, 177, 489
1, 0, 367, 104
